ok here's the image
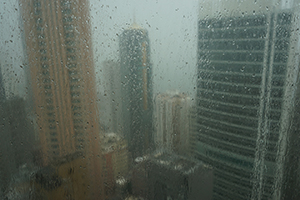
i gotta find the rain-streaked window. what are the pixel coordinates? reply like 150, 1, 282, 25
1, 0, 300, 199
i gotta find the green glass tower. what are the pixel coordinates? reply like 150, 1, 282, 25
119, 23, 153, 159
194, 4, 300, 200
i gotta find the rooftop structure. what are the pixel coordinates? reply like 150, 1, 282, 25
131, 153, 213, 200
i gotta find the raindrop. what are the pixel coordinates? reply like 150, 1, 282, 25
240, 66, 245, 72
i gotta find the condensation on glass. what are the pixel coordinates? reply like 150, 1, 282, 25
0, 0, 300, 199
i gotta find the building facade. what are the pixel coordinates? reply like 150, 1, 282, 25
154, 91, 191, 155
20, 0, 103, 198
0, 68, 13, 196
0, 67, 35, 196
98, 60, 123, 134
33, 152, 90, 200
119, 23, 153, 159
0, 66, 5, 100
194, 1, 300, 200
100, 132, 129, 199
131, 153, 213, 200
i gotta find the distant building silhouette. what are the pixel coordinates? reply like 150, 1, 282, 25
0, 65, 5, 100
0, 97, 34, 197
99, 60, 123, 134
119, 23, 153, 158
0, 103, 15, 196
5, 97, 34, 167
154, 91, 191, 155
0, 24, 35, 200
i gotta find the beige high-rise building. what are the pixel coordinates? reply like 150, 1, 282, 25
20, 0, 103, 199
154, 91, 191, 155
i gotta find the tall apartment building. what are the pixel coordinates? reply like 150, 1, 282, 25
0, 66, 4, 100
99, 60, 123, 133
119, 23, 153, 158
194, 1, 300, 200
154, 91, 191, 155
20, 0, 103, 198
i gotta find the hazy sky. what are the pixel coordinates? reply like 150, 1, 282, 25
0, 0, 199, 99
0, 0, 26, 98
91, 0, 199, 98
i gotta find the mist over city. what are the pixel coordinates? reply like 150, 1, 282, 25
1, 0, 300, 199
1, 0, 198, 98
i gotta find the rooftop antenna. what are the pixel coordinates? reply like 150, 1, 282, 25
130, 8, 141, 29
133, 9, 136, 24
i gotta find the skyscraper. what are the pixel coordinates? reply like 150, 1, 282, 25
194, 1, 300, 200
120, 23, 153, 158
20, 0, 103, 198
154, 91, 191, 155
99, 60, 123, 133
0, 65, 5, 100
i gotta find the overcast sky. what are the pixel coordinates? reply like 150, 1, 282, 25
0, 0, 26, 98
91, 0, 199, 98
2, 0, 300, 99
0, 0, 199, 99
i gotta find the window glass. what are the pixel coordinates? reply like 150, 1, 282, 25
0, 0, 300, 199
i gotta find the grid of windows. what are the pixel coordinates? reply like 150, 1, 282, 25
195, 12, 294, 200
